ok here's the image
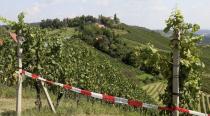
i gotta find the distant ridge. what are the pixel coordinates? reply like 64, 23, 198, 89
155, 29, 210, 45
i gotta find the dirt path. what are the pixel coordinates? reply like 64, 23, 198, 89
0, 98, 48, 114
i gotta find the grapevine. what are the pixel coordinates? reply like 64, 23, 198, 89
160, 9, 205, 114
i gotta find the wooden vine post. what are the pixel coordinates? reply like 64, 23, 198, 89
41, 81, 56, 113
172, 29, 181, 116
16, 32, 24, 116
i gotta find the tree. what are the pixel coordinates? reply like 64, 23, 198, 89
52, 18, 62, 29
114, 13, 120, 24
98, 15, 114, 27
160, 9, 204, 115
122, 44, 161, 75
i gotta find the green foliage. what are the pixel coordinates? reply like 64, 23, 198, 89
0, 13, 155, 107
123, 43, 162, 76
39, 14, 122, 30
0, 16, 16, 26
78, 24, 129, 58
40, 15, 98, 29
0, 13, 49, 87
77, 19, 168, 83
160, 9, 205, 113
114, 14, 120, 24
51, 38, 153, 102
98, 15, 115, 27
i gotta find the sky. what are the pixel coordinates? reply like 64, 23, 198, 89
0, 0, 210, 29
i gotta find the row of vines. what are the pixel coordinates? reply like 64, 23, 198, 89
0, 13, 155, 109
0, 9, 206, 115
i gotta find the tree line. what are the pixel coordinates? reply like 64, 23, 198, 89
40, 14, 120, 29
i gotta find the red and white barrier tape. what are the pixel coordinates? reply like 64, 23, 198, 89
20, 70, 210, 116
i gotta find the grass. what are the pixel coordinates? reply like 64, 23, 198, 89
20, 98, 142, 116
114, 29, 128, 35
121, 25, 170, 50
0, 84, 36, 98
0, 85, 158, 116
47, 27, 77, 38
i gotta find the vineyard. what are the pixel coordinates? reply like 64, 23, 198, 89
0, 10, 210, 116
142, 82, 210, 114
142, 82, 167, 105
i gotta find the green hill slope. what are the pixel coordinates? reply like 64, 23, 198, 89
121, 25, 170, 50
47, 27, 153, 85
119, 25, 210, 94
47, 29, 157, 103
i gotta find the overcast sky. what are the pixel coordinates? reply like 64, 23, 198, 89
0, 0, 210, 29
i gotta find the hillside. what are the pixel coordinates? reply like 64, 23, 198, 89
46, 28, 154, 85
121, 25, 170, 51
0, 25, 157, 115
1, 13, 210, 115
152, 29, 210, 94
67, 18, 210, 97
56, 24, 210, 94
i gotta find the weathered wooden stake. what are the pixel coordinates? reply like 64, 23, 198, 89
41, 81, 56, 113
198, 97, 201, 112
201, 92, 207, 113
172, 30, 180, 116
16, 34, 23, 116
207, 95, 210, 112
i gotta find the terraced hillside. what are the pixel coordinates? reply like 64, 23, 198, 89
142, 82, 167, 105
142, 82, 210, 113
